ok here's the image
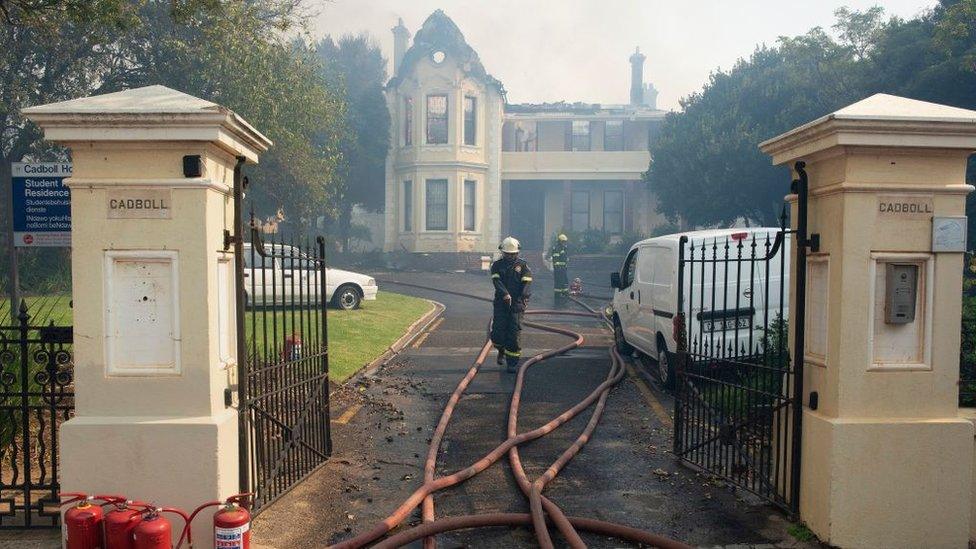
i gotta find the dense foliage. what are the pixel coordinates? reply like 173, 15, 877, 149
315, 34, 391, 251
647, 1, 976, 234
0, 0, 350, 293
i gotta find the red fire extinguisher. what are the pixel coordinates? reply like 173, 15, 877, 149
180, 494, 253, 549
60, 492, 126, 549
283, 334, 302, 361
132, 507, 190, 549
104, 499, 151, 549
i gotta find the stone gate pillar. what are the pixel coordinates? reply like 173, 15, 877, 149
761, 94, 976, 548
23, 85, 271, 547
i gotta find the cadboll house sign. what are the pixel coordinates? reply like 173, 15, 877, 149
877, 194, 934, 219
107, 189, 172, 219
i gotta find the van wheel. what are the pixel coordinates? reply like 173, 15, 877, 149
657, 340, 676, 391
332, 285, 361, 310
613, 318, 633, 354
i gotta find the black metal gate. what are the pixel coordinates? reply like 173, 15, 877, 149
0, 302, 73, 527
231, 163, 332, 513
671, 162, 811, 513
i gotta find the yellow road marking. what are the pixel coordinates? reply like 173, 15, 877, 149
333, 403, 362, 424
625, 361, 672, 427
412, 317, 445, 348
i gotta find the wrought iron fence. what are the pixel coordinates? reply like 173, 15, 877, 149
672, 224, 798, 513
0, 302, 73, 528
236, 224, 332, 513
673, 162, 810, 514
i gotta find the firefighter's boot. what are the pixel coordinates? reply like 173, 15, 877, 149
496, 349, 505, 365
506, 355, 519, 374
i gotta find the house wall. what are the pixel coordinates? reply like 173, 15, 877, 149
384, 52, 504, 253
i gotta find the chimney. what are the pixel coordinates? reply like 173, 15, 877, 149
392, 18, 411, 77
629, 47, 646, 106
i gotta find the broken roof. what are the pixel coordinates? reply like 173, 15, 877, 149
388, 10, 505, 95
504, 101, 665, 119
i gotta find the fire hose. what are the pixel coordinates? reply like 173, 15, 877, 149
331, 280, 689, 549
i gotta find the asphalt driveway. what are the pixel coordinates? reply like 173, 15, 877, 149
251, 269, 815, 549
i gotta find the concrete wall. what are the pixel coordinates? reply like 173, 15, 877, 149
761, 94, 976, 549
25, 85, 271, 549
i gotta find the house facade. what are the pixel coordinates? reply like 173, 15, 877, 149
383, 10, 667, 258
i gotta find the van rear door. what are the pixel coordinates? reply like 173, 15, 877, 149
683, 230, 788, 358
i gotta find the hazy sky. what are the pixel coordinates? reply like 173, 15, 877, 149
310, 1, 935, 110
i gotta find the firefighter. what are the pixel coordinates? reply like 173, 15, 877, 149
491, 236, 532, 373
549, 233, 570, 306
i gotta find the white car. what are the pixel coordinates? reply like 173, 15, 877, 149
610, 227, 790, 389
242, 243, 378, 310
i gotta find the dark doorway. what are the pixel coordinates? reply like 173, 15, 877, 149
508, 184, 546, 250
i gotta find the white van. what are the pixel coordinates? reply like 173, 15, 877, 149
610, 228, 790, 388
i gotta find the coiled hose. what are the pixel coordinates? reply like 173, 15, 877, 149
328, 280, 688, 549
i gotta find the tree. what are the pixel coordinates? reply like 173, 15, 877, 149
314, 34, 390, 251
1, 0, 347, 294
833, 6, 887, 60
110, 2, 345, 225
0, 0, 141, 295
646, 27, 865, 227
0, 0, 126, 26
645, 5, 976, 230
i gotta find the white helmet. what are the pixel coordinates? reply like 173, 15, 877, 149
499, 236, 520, 253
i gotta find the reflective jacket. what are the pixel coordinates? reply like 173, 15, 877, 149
491, 257, 533, 309
550, 243, 569, 267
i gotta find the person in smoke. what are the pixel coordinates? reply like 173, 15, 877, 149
490, 236, 533, 373
548, 233, 570, 307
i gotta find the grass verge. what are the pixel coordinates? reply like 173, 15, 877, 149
0, 294, 73, 325
787, 523, 816, 542
327, 291, 431, 381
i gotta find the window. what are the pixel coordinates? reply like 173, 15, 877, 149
571, 191, 590, 232
603, 190, 623, 234
425, 179, 448, 230
426, 95, 448, 144
404, 97, 413, 146
403, 180, 413, 231
572, 120, 591, 151
464, 96, 477, 146
621, 249, 638, 288
604, 120, 623, 151
463, 180, 476, 231
636, 247, 654, 284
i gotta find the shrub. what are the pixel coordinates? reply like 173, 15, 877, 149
548, 229, 648, 256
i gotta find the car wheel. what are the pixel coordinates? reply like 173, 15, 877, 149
613, 318, 633, 354
332, 285, 361, 310
657, 340, 676, 391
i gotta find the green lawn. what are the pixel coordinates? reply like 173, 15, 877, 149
240, 290, 433, 382
0, 294, 73, 326
326, 291, 431, 381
